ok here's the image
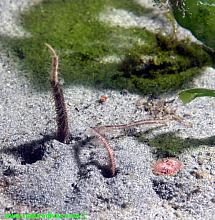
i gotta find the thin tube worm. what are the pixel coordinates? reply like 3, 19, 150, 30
45, 43, 69, 143
92, 118, 170, 176
91, 128, 116, 177
97, 118, 168, 132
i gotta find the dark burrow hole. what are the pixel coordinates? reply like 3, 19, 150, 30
18, 144, 46, 165
0, 135, 53, 165
80, 161, 118, 178
73, 137, 119, 179
101, 166, 119, 178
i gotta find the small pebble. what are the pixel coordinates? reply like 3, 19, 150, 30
99, 95, 108, 103
190, 171, 204, 179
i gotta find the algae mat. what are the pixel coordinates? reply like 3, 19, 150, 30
1, 0, 213, 93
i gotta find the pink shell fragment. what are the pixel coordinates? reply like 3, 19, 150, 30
152, 158, 183, 175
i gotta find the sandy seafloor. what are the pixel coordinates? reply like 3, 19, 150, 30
0, 0, 214, 219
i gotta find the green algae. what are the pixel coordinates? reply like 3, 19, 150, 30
137, 132, 215, 157
114, 34, 212, 95
147, 132, 190, 156
1, 0, 213, 92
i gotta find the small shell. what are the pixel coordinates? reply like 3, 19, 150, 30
152, 158, 183, 176
99, 95, 108, 103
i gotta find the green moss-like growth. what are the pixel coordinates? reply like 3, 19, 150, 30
114, 34, 213, 95
147, 132, 189, 156
137, 131, 215, 157
1, 0, 213, 93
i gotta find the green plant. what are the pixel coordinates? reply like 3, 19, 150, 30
154, 0, 215, 52
151, 1, 215, 105
170, 0, 215, 50
179, 88, 215, 104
